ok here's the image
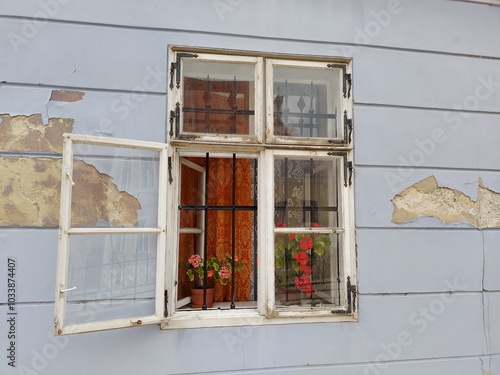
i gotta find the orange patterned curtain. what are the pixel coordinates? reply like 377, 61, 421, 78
178, 77, 253, 303
206, 158, 252, 302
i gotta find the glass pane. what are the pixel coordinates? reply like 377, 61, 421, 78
274, 157, 340, 228
71, 144, 160, 228
182, 60, 255, 136
177, 154, 258, 309
273, 66, 342, 139
275, 232, 343, 307
65, 234, 157, 324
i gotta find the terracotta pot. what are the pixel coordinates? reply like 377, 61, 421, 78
277, 287, 302, 305
190, 287, 214, 308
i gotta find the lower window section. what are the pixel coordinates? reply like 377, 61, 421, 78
65, 234, 157, 324
275, 232, 344, 308
176, 154, 258, 311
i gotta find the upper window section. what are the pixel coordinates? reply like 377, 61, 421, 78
171, 53, 262, 141
267, 60, 351, 145
169, 51, 352, 146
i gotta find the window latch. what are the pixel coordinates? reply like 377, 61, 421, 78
170, 53, 198, 89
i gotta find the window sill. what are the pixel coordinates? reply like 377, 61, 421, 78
160, 309, 357, 329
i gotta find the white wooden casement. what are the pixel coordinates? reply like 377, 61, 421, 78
168, 51, 264, 144
54, 134, 168, 335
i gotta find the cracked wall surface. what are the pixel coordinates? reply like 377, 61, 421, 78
0, 114, 140, 227
392, 176, 500, 229
0, 114, 73, 153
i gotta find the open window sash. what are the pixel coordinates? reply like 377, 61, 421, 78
54, 134, 168, 335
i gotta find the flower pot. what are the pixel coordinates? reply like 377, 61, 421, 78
277, 287, 302, 305
190, 287, 214, 308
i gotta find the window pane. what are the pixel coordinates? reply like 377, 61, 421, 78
182, 60, 255, 136
274, 157, 340, 228
65, 234, 157, 324
275, 232, 343, 307
177, 154, 258, 309
71, 144, 160, 228
273, 66, 342, 139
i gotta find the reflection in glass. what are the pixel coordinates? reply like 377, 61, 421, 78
182, 60, 255, 136
70, 145, 160, 228
273, 66, 341, 139
65, 234, 157, 324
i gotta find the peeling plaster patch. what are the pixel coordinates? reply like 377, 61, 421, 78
49, 90, 85, 103
0, 157, 140, 227
0, 114, 73, 153
392, 176, 500, 229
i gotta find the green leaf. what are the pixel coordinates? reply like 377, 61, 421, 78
314, 241, 325, 256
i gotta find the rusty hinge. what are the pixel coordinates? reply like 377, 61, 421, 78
169, 53, 198, 89
169, 102, 180, 138
343, 110, 353, 144
326, 63, 352, 98
346, 276, 357, 313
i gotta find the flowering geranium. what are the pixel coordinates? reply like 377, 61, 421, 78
187, 253, 243, 286
275, 222, 331, 298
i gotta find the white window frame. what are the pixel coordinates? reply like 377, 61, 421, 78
54, 134, 168, 335
54, 49, 356, 335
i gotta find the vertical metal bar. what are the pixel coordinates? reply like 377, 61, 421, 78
309, 158, 316, 306
202, 153, 210, 309
205, 75, 211, 133
284, 80, 289, 132
309, 81, 315, 137
252, 159, 258, 301
232, 76, 238, 134
284, 157, 290, 305
336, 159, 341, 305
230, 153, 236, 309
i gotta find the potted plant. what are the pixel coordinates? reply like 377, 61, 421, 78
274, 222, 330, 305
186, 253, 243, 308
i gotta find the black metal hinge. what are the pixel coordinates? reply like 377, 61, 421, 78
164, 290, 168, 318
343, 160, 353, 187
170, 53, 198, 89
169, 102, 180, 138
168, 157, 173, 184
326, 63, 352, 98
346, 276, 357, 314
343, 110, 353, 144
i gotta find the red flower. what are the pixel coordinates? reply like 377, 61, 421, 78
299, 236, 313, 250
300, 263, 312, 275
276, 222, 286, 228
294, 251, 309, 265
312, 223, 320, 228
294, 275, 314, 297
288, 233, 297, 241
